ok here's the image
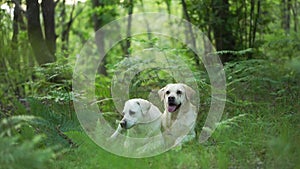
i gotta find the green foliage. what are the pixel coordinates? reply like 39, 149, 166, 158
0, 8, 34, 114
0, 115, 55, 169
0, 135, 54, 169
32, 58, 73, 102
186, 0, 273, 52
0, 0, 300, 168
26, 98, 80, 147
211, 58, 300, 168
264, 32, 300, 60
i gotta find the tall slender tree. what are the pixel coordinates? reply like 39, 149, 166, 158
92, 0, 107, 75
12, 0, 22, 47
125, 0, 134, 57
41, 0, 56, 55
211, 0, 236, 63
281, 0, 292, 33
291, 0, 298, 32
181, 0, 200, 67
26, 0, 55, 65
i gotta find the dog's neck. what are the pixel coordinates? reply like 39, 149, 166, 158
170, 111, 179, 121
169, 101, 192, 120
140, 106, 162, 124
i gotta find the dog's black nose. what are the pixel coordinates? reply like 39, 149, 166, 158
168, 96, 175, 102
120, 120, 126, 128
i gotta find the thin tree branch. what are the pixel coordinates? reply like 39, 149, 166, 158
54, 0, 60, 6
181, 0, 200, 66
10, 0, 26, 13
125, 0, 134, 57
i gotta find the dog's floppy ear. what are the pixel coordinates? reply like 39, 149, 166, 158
158, 87, 165, 102
182, 84, 195, 101
136, 99, 151, 115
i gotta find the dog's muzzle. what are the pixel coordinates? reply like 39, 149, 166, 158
167, 96, 181, 113
120, 120, 126, 128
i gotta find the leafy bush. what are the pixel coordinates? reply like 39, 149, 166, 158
0, 115, 55, 169
0, 135, 54, 169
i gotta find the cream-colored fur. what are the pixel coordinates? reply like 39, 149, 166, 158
110, 98, 163, 152
158, 83, 197, 146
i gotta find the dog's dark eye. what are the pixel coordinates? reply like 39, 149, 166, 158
176, 90, 182, 95
129, 110, 135, 116
166, 91, 170, 95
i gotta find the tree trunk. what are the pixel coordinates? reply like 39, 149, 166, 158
249, 0, 255, 48
60, 1, 83, 54
26, 0, 55, 65
281, 0, 291, 33
11, 0, 23, 97
61, 1, 75, 53
287, 0, 292, 32
248, 0, 261, 59
12, 0, 21, 47
11, 0, 26, 45
41, 0, 56, 56
60, 0, 67, 51
243, 0, 248, 49
125, 0, 134, 57
281, 0, 286, 29
139, 0, 152, 44
181, 0, 200, 67
252, 0, 261, 46
292, 0, 298, 32
92, 0, 107, 75
211, 0, 236, 64
164, 0, 171, 15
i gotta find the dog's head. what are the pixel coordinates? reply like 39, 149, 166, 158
158, 83, 195, 113
119, 99, 151, 129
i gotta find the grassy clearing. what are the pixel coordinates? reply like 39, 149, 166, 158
48, 59, 300, 169
52, 94, 300, 169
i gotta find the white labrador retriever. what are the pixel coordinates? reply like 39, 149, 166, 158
110, 98, 163, 152
158, 83, 197, 146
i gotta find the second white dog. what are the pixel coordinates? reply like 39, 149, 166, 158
110, 98, 163, 153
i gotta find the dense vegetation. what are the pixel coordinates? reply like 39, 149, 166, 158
0, 0, 299, 168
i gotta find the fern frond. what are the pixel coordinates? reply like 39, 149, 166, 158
0, 135, 54, 169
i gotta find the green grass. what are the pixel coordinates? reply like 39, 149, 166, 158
52, 131, 203, 169
51, 101, 300, 169
2, 58, 299, 168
